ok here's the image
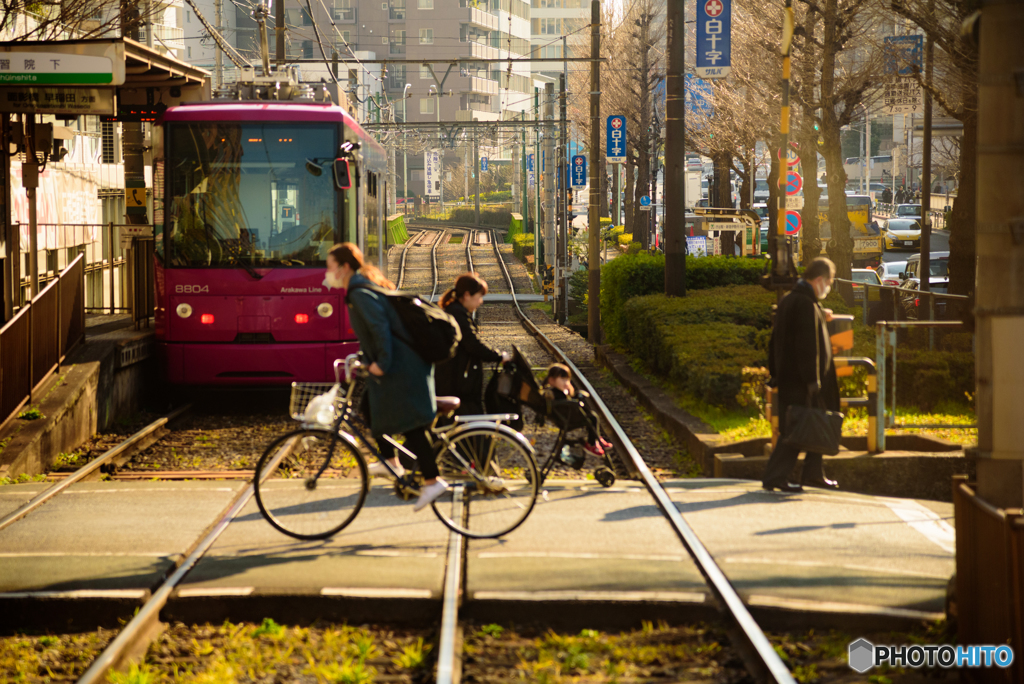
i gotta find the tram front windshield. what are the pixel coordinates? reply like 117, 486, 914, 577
166, 122, 341, 268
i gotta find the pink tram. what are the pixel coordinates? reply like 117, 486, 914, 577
153, 78, 389, 385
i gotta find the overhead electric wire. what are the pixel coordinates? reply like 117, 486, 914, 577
305, 0, 339, 84
184, 0, 249, 68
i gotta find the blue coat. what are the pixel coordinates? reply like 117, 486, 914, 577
345, 272, 437, 435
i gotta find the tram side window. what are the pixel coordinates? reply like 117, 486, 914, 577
365, 171, 380, 264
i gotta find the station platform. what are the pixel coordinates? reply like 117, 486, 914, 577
0, 478, 954, 632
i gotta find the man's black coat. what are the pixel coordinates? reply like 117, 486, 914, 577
768, 279, 841, 417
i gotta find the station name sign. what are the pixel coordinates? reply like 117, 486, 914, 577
0, 87, 114, 115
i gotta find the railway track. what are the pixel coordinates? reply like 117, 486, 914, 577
3, 226, 791, 682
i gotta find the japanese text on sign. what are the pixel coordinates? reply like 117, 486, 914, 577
606, 115, 626, 164
883, 76, 922, 115
696, 0, 731, 79
424, 150, 441, 197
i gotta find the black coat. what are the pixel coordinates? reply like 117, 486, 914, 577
768, 279, 840, 415
435, 301, 503, 414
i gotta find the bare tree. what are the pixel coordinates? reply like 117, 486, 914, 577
1, 0, 154, 41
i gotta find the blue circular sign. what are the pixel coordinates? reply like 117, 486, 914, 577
785, 211, 802, 234
640, 195, 651, 207
786, 172, 803, 195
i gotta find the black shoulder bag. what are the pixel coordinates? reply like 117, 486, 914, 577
784, 306, 844, 455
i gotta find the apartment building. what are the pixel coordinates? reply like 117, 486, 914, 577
528, 0, 586, 82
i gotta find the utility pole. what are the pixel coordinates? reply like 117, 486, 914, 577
664, 0, 685, 296
587, 0, 602, 341
534, 88, 541, 267
24, 117, 38, 299
1, 115, 11, 318
214, 0, 224, 89
544, 83, 556, 276
919, 0, 935, 339
275, 0, 285, 65
521, 116, 529, 235
559, 72, 569, 323
474, 139, 481, 225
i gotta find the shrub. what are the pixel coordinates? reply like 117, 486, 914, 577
568, 267, 589, 303
626, 241, 643, 255
448, 208, 511, 227
616, 288, 777, 409
894, 349, 975, 411
511, 233, 535, 262
617, 233, 633, 246
600, 252, 770, 344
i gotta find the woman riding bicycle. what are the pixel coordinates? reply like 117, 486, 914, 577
324, 243, 448, 512
435, 273, 511, 416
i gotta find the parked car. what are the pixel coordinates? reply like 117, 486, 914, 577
876, 260, 907, 287
851, 268, 882, 303
901, 251, 950, 284
900, 278, 952, 320
883, 218, 922, 250
894, 203, 922, 221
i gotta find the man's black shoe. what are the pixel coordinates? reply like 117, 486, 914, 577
802, 476, 839, 489
762, 480, 804, 493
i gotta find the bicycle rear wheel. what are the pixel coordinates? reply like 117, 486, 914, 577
254, 428, 369, 540
432, 425, 538, 539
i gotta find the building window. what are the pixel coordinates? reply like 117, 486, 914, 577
417, 0, 433, 8
187, 46, 192, 58
420, 65, 432, 79
419, 28, 433, 43
420, 97, 435, 114
301, 8, 313, 25
342, 30, 351, 43
303, 40, 313, 58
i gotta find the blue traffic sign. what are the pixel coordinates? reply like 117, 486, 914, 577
696, 0, 731, 79
785, 211, 802, 235
640, 195, 652, 207
786, 172, 802, 195
527, 153, 535, 188
884, 35, 923, 76
685, 74, 714, 124
571, 155, 587, 187
481, 157, 488, 172
606, 115, 626, 164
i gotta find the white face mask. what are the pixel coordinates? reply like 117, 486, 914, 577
816, 281, 831, 300
323, 270, 345, 290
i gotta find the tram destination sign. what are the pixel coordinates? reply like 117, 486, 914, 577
0, 87, 113, 115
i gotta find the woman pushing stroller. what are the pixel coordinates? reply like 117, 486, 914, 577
435, 273, 511, 415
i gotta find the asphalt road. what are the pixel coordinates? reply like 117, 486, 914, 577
880, 229, 950, 264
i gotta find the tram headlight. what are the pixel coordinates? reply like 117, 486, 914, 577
317, 302, 333, 318
176, 303, 193, 319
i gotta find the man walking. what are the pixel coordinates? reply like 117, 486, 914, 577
762, 257, 841, 493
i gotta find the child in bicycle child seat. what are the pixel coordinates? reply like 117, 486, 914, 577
542, 364, 612, 457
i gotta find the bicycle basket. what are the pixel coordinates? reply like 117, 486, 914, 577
289, 382, 341, 422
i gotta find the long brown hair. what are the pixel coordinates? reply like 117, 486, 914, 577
328, 242, 394, 289
440, 272, 489, 309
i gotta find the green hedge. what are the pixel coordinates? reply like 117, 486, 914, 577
894, 349, 975, 411
600, 252, 769, 344
512, 233, 538, 262
617, 233, 633, 246
620, 288, 776, 409
507, 213, 524, 243
448, 208, 512, 227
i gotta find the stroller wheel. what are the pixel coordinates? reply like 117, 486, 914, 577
594, 466, 616, 488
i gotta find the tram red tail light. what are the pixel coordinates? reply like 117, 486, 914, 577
200, 314, 215, 324
295, 313, 309, 324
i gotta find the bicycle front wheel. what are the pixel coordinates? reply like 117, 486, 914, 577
254, 428, 369, 540
432, 425, 539, 539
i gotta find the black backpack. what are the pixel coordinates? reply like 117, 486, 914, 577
347, 281, 462, 364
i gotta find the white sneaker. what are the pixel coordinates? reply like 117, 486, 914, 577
368, 460, 404, 479
413, 479, 449, 512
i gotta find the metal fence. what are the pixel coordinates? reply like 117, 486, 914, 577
953, 477, 1023, 684
0, 253, 85, 428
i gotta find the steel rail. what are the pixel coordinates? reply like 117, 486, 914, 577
429, 228, 448, 303
76, 436, 301, 684
435, 486, 466, 684
0, 405, 192, 533
486, 230, 796, 684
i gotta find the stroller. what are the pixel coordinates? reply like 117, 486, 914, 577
485, 344, 618, 488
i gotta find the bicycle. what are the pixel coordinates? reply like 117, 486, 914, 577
254, 354, 540, 541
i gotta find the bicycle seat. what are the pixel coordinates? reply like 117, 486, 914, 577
436, 396, 461, 415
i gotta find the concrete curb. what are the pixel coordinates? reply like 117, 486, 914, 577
594, 345, 968, 501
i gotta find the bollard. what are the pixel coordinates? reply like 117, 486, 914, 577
834, 357, 880, 453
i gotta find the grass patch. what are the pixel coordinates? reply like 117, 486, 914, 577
0, 473, 47, 485
111, 620, 433, 683
529, 301, 553, 315
448, 235, 464, 244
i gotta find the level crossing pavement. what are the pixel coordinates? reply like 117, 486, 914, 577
0, 477, 953, 630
